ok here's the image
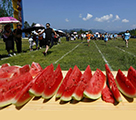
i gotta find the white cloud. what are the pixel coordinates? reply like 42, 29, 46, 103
112, 15, 120, 22
79, 14, 82, 18
65, 18, 69, 22
122, 19, 129, 23
95, 14, 113, 22
83, 13, 93, 21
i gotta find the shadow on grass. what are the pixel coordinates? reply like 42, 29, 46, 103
0, 54, 9, 59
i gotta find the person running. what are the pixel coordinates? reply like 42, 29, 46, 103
2, 24, 16, 57
13, 24, 22, 53
124, 30, 131, 48
104, 32, 108, 45
39, 23, 57, 56
86, 31, 91, 46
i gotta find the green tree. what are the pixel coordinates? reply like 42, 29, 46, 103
0, 0, 13, 17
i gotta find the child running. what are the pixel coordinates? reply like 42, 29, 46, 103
104, 32, 108, 45
124, 30, 131, 48
86, 31, 91, 46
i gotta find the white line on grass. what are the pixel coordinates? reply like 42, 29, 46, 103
54, 42, 82, 64
93, 41, 113, 71
115, 46, 136, 57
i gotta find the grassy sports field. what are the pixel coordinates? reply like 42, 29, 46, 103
0, 37, 136, 71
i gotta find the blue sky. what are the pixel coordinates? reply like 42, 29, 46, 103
22, 0, 136, 31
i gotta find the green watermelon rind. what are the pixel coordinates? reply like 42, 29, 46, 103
72, 93, 82, 101
12, 93, 33, 107
13, 96, 33, 107
83, 82, 106, 100
29, 74, 43, 97
0, 99, 13, 108
115, 78, 136, 98
42, 87, 60, 99
60, 96, 72, 101
29, 88, 42, 97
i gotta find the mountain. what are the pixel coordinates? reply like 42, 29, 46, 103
60, 28, 120, 34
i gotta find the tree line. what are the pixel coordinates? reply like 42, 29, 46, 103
118, 29, 136, 37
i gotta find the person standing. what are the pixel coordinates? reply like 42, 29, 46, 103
13, 24, 22, 53
39, 23, 57, 56
2, 24, 16, 57
124, 30, 131, 48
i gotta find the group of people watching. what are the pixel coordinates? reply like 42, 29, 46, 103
0, 23, 60, 57
1, 24, 22, 57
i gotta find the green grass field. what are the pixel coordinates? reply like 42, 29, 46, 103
0, 37, 136, 71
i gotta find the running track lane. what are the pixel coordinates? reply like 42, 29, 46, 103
115, 46, 136, 58
54, 42, 83, 64
93, 41, 113, 71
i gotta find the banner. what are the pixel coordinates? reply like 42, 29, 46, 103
12, 0, 24, 29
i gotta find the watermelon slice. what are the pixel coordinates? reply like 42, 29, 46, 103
84, 69, 106, 100
29, 62, 43, 78
0, 65, 20, 78
1, 63, 10, 68
60, 65, 82, 101
0, 65, 30, 87
29, 64, 54, 96
0, 72, 33, 108
42, 64, 63, 99
116, 69, 136, 98
72, 65, 92, 101
127, 66, 136, 89
11, 64, 30, 79
105, 64, 122, 102
101, 85, 115, 104
56, 68, 73, 98
13, 82, 33, 107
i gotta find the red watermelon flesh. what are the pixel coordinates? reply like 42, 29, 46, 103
84, 69, 106, 100
42, 64, 63, 99
1, 63, 10, 68
56, 68, 73, 98
0, 66, 20, 78
116, 69, 136, 98
105, 64, 122, 102
29, 64, 54, 96
72, 65, 92, 101
60, 65, 82, 101
101, 85, 115, 104
0, 72, 33, 107
11, 64, 30, 79
0, 78, 10, 87
0, 72, 14, 78
127, 66, 136, 89
29, 62, 43, 78
0, 65, 30, 87
13, 82, 33, 107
